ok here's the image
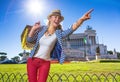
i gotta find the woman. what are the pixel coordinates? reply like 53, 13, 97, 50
27, 9, 93, 82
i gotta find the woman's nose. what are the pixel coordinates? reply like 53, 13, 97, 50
56, 17, 60, 21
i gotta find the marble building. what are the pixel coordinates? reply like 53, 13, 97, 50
63, 26, 108, 61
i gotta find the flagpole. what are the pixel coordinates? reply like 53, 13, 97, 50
84, 35, 89, 61
83, 36, 86, 58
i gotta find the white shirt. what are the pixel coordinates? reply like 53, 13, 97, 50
34, 33, 57, 60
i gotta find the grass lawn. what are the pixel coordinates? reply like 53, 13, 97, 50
0, 62, 120, 74
0, 62, 120, 82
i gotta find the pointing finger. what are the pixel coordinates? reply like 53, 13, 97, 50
86, 9, 94, 14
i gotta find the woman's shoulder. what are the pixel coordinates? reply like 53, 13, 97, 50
41, 25, 47, 29
38, 25, 48, 31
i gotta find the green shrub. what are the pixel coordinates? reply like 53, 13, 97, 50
99, 59, 120, 63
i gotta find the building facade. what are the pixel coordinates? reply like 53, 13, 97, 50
63, 26, 108, 61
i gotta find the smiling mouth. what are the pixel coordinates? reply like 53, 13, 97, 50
54, 22, 59, 25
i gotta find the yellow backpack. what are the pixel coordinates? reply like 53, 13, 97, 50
21, 25, 35, 50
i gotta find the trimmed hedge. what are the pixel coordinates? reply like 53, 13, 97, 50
99, 59, 120, 63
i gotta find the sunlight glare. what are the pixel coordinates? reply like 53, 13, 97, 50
26, 0, 45, 16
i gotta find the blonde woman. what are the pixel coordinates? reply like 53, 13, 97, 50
27, 9, 93, 82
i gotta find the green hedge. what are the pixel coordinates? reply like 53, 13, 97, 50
99, 59, 120, 63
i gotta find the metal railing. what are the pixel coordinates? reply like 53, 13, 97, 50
0, 72, 120, 82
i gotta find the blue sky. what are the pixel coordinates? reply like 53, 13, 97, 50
0, 0, 120, 59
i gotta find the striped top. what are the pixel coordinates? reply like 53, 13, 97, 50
27, 25, 75, 64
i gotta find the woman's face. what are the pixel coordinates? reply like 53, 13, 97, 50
49, 15, 62, 28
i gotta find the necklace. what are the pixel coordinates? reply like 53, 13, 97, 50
48, 33, 51, 36
46, 31, 52, 36
46, 28, 55, 36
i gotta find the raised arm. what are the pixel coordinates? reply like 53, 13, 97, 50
72, 9, 94, 30
28, 21, 41, 37
27, 21, 41, 42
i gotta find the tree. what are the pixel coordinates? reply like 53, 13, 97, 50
26, 52, 30, 56
18, 51, 30, 57
117, 52, 120, 59
0, 52, 7, 61
0, 52, 7, 55
96, 46, 100, 55
18, 50, 30, 61
107, 50, 113, 55
11, 56, 20, 63
18, 53, 23, 57
0, 56, 7, 61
